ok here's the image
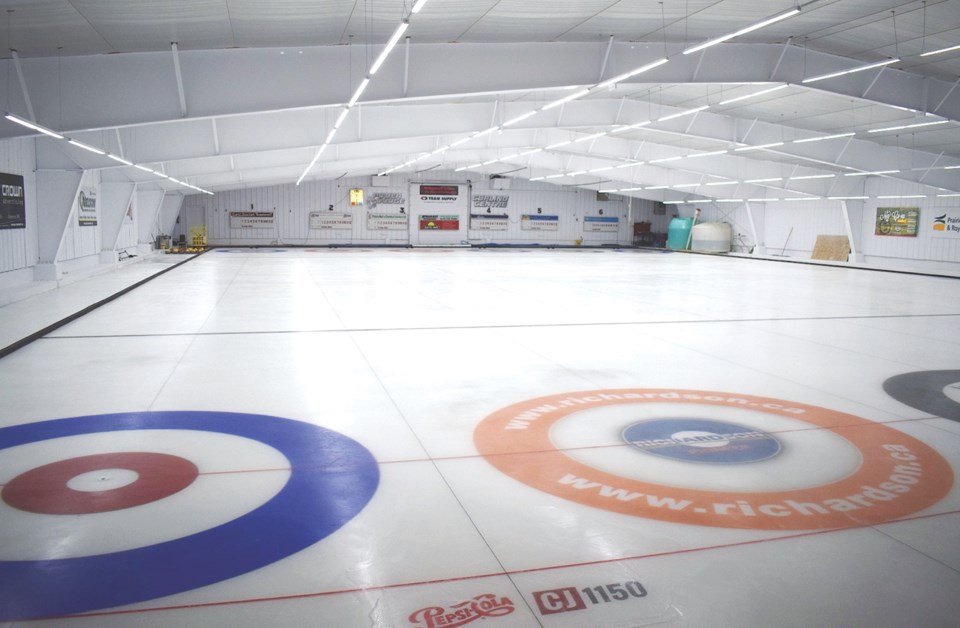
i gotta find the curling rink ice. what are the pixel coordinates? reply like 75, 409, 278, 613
1, 247, 960, 627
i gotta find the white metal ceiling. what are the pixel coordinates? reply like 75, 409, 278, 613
0, 0, 959, 202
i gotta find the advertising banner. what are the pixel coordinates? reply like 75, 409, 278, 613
521, 214, 559, 230
367, 212, 408, 230
470, 213, 509, 230
417, 184, 460, 204
875, 207, 918, 237
931, 208, 960, 238
472, 194, 509, 210
584, 215, 620, 232
230, 211, 274, 229
309, 212, 353, 230
419, 215, 460, 230
78, 188, 97, 226
0, 172, 25, 229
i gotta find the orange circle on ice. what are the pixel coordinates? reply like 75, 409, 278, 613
473, 389, 954, 530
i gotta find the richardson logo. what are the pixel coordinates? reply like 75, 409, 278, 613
408, 594, 515, 628
533, 581, 647, 616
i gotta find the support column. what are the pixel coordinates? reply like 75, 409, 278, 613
99, 181, 136, 262
840, 200, 865, 263
744, 201, 767, 255
159, 193, 185, 239
137, 189, 166, 253
34, 170, 84, 281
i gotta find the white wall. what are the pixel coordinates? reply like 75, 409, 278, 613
184, 172, 636, 247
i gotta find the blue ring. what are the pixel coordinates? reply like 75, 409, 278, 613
0, 412, 379, 620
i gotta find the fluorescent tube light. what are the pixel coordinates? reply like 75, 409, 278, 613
4, 113, 65, 139
411, 0, 430, 14
519, 148, 543, 156
449, 137, 472, 147
107, 154, 133, 166
645, 185, 667, 190
324, 128, 337, 144
793, 132, 855, 143
658, 105, 709, 122
687, 150, 728, 158
791, 174, 835, 180
545, 141, 572, 149
595, 58, 669, 90
454, 166, 469, 172
802, 59, 898, 84
573, 132, 607, 143
714, 199, 745, 203
734, 142, 784, 151
877, 195, 926, 199
589, 166, 614, 173
784, 196, 821, 201
369, 20, 409, 75
747, 198, 775, 202
827, 196, 869, 200
333, 108, 350, 129
545, 174, 564, 179
134, 164, 155, 173
868, 120, 948, 133
649, 156, 683, 163
683, 7, 800, 55
567, 170, 586, 176
68, 139, 106, 155
746, 177, 781, 183
611, 121, 651, 133
843, 170, 899, 176
502, 111, 538, 127
348, 78, 370, 107
619, 187, 645, 192
615, 161, 642, 168
718, 84, 789, 105
542, 89, 590, 111
920, 43, 960, 57
706, 180, 738, 186
473, 126, 500, 138
674, 183, 700, 188
937, 193, 960, 197
530, 176, 545, 181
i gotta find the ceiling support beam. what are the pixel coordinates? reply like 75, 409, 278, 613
10, 50, 35, 122
172, 42, 187, 118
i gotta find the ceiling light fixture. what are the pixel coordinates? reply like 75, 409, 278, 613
734, 142, 784, 151
718, 84, 789, 105
920, 43, 960, 57
369, 20, 409, 75
411, 0, 430, 13
802, 58, 899, 83
793, 132, 856, 143
4, 112, 65, 139
746, 177, 782, 183
867, 120, 948, 133
790, 174, 835, 180
542, 89, 591, 111
877, 195, 926, 199
595, 57, 669, 90
683, 7, 801, 55
843, 170, 900, 176
657, 105, 710, 122
67, 139, 106, 155
502, 110, 538, 127
348, 78, 370, 107
687, 150, 728, 158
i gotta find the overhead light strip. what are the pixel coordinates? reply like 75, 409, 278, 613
802, 58, 899, 84
867, 120, 948, 133
683, 7, 801, 55
4, 112, 212, 194
920, 43, 960, 57
718, 84, 789, 105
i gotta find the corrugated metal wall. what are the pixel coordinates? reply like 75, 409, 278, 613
185, 173, 636, 247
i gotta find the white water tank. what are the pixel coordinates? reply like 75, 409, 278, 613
690, 222, 732, 253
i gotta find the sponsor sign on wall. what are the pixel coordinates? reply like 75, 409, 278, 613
875, 207, 918, 237
349, 188, 365, 206
584, 215, 620, 232
419, 215, 459, 230
418, 184, 460, 203
931, 208, 960, 238
229, 211, 274, 229
521, 214, 559, 230
309, 212, 353, 230
367, 211, 408, 230
77, 188, 97, 226
0, 172, 26, 230
469, 213, 509, 230
472, 194, 509, 210
369, 192, 405, 208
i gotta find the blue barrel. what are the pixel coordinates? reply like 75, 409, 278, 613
666, 217, 694, 250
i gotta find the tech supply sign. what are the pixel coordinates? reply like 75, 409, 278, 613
473, 389, 953, 530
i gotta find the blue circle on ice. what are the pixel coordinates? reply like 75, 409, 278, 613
0, 411, 379, 620
622, 418, 781, 464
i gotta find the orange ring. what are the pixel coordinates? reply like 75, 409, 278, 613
474, 389, 954, 530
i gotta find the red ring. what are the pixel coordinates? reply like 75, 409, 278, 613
2, 452, 198, 515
